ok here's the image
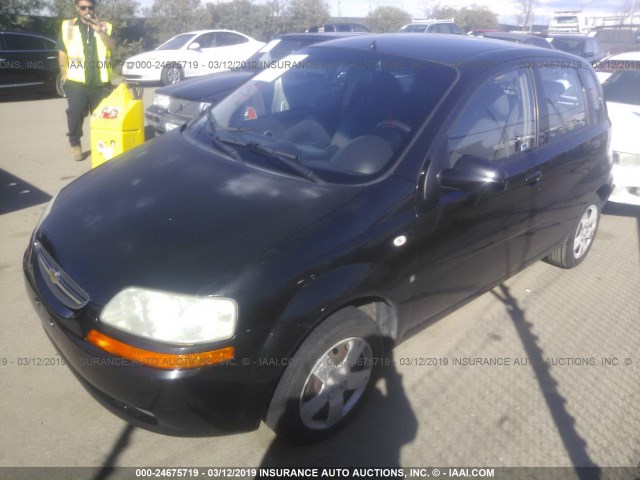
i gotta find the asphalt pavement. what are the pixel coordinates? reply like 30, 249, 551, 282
0, 86, 639, 473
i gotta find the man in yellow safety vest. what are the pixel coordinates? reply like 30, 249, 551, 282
58, 0, 116, 161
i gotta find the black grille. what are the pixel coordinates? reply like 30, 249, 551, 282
35, 243, 89, 309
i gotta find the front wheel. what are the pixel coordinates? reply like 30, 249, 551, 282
546, 194, 601, 269
265, 307, 384, 443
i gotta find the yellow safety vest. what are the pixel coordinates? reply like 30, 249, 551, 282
62, 18, 112, 83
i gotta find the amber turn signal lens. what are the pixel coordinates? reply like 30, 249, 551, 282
86, 330, 234, 370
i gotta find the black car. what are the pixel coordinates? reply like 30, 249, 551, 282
145, 32, 367, 134
0, 30, 65, 97
24, 34, 612, 443
306, 23, 370, 33
476, 31, 554, 49
546, 33, 605, 63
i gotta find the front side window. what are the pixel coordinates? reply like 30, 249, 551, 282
447, 68, 536, 166
539, 67, 587, 141
187, 47, 457, 184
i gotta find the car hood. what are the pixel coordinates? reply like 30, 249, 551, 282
607, 101, 640, 154
155, 70, 255, 103
37, 132, 361, 306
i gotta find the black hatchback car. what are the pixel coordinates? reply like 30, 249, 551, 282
0, 30, 64, 97
24, 34, 612, 443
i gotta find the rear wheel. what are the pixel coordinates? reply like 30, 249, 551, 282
55, 73, 66, 98
546, 194, 601, 268
265, 307, 383, 443
161, 64, 184, 85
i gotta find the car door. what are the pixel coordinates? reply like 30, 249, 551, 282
408, 64, 542, 324
0, 32, 55, 92
525, 61, 607, 257
184, 32, 217, 76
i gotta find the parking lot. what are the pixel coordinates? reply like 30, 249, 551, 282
1, 88, 639, 472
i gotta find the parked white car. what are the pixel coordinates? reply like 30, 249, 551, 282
122, 30, 265, 85
601, 51, 640, 205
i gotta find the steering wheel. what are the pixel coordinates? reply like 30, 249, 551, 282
375, 120, 411, 134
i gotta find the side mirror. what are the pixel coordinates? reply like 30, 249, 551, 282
438, 155, 507, 193
188, 42, 201, 50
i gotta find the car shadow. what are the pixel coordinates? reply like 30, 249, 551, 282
257, 351, 417, 471
0, 168, 52, 215
92, 423, 136, 480
491, 284, 600, 477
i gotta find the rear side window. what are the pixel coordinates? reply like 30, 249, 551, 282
4, 33, 45, 51
216, 32, 248, 46
448, 68, 537, 165
538, 67, 587, 141
603, 70, 640, 106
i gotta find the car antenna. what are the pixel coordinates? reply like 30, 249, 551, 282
369, 40, 377, 51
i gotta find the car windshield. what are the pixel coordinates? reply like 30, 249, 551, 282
243, 38, 318, 69
157, 33, 197, 50
603, 70, 640, 105
550, 38, 584, 55
187, 46, 457, 184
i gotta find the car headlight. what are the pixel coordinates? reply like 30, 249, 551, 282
153, 93, 171, 110
100, 287, 237, 345
613, 151, 640, 167
35, 193, 57, 233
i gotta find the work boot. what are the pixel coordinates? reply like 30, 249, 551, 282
71, 145, 83, 162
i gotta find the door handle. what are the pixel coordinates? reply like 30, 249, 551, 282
525, 171, 542, 185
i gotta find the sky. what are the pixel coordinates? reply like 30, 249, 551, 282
135, 0, 632, 26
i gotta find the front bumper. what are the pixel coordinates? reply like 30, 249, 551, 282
145, 105, 190, 134
609, 164, 640, 206
23, 243, 266, 436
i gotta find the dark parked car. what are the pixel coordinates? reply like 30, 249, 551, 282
146, 32, 367, 133
546, 34, 605, 63
0, 30, 64, 97
591, 27, 640, 55
476, 31, 554, 49
306, 23, 370, 33
24, 34, 612, 443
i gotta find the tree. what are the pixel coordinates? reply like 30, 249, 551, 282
515, 0, 539, 29
145, 0, 207, 47
367, 6, 411, 33
1, 0, 46, 29
455, 5, 498, 32
284, 0, 329, 33
206, 0, 283, 40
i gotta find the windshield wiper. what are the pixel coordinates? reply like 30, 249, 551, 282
206, 109, 243, 164
220, 137, 324, 184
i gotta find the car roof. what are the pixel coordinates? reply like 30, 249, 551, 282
315, 33, 570, 66
0, 30, 55, 40
604, 50, 640, 61
278, 32, 369, 40
481, 31, 541, 41
175, 30, 249, 35
547, 33, 590, 39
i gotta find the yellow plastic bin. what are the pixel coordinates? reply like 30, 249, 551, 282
90, 83, 144, 169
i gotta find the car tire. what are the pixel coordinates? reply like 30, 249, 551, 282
161, 64, 184, 85
546, 194, 601, 269
265, 307, 384, 443
56, 73, 66, 98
